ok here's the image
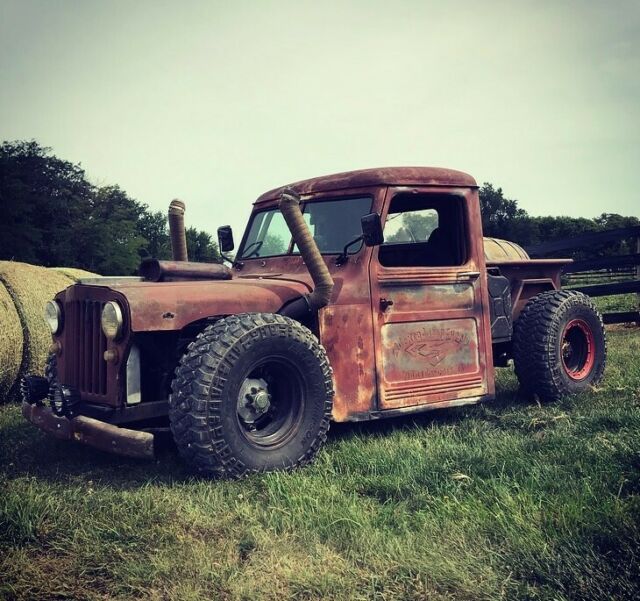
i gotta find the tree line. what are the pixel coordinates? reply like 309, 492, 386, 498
479, 183, 638, 258
0, 140, 221, 275
1, 140, 637, 274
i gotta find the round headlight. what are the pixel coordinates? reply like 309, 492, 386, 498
44, 300, 62, 335
101, 302, 124, 340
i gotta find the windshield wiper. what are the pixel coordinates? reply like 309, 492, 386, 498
241, 240, 264, 259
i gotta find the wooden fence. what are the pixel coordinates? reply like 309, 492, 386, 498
525, 226, 640, 325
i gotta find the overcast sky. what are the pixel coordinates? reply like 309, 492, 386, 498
1, 0, 638, 236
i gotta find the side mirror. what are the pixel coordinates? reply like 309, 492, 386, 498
361, 213, 384, 247
217, 226, 234, 253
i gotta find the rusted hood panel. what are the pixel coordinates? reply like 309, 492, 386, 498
92, 277, 311, 331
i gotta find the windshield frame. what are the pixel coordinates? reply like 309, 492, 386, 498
237, 195, 374, 260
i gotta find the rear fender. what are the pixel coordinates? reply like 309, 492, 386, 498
512, 279, 557, 320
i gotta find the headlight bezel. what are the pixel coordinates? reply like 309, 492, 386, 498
44, 300, 63, 335
101, 301, 124, 340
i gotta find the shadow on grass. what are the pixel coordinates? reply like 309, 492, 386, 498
1, 373, 528, 488
0, 414, 188, 488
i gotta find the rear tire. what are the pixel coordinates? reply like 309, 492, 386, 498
513, 290, 606, 401
169, 313, 334, 478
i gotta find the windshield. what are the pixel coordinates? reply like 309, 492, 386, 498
239, 196, 372, 259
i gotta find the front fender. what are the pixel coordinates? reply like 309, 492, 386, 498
109, 278, 311, 332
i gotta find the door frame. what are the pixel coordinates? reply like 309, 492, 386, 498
369, 185, 495, 413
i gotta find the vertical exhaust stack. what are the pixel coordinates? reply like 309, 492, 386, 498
168, 199, 188, 261
279, 188, 334, 314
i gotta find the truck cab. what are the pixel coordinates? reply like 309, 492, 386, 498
22, 167, 606, 477
240, 168, 495, 421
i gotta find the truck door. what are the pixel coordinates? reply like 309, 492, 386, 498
370, 186, 495, 411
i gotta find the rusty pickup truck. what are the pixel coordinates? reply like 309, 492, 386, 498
22, 167, 606, 477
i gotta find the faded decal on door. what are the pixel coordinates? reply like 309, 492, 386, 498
381, 318, 479, 382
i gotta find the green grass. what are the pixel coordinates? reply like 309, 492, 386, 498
592, 293, 638, 314
1, 328, 640, 600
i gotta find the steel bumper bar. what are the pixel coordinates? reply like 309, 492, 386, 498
22, 401, 154, 459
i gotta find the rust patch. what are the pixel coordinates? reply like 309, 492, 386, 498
319, 303, 377, 422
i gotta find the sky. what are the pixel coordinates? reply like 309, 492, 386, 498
1, 0, 639, 237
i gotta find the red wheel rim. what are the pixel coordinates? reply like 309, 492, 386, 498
561, 318, 595, 380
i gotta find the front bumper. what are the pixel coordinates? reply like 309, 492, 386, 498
22, 401, 154, 459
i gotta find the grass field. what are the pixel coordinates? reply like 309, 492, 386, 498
1, 327, 639, 601
592, 293, 638, 314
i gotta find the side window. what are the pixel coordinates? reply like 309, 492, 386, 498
379, 193, 467, 267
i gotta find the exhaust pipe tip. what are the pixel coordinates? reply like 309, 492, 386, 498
169, 199, 186, 216
168, 199, 188, 261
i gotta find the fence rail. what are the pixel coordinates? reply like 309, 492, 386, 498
562, 254, 640, 273
524, 227, 640, 325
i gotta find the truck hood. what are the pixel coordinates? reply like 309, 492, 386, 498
92, 276, 311, 332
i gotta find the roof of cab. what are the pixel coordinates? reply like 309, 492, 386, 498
255, 166, 477, 204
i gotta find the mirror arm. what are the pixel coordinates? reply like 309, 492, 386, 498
221, 253, 243, 270
335, 235, 363, 266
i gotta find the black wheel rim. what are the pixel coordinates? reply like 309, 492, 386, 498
236, 356, 306, 449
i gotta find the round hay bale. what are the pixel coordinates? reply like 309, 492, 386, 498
50, 267, 99, 281
0, 281, 23, 402
0, 261, 75, 402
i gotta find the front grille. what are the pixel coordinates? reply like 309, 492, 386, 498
64, 300, 108, 395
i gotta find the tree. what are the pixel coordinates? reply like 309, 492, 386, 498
185, 227, 221, 263
73, 185, 148, 274
1, 140, 222, 273
478, 183, 529, 241
592, 213, 640, 257
137, 209, 171, 260
136, 214, 222, 263
0, 140, 92, 266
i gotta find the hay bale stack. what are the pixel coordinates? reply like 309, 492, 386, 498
0, 281, 24, 401
0, 261, 76, 402
51, 267, 99, 281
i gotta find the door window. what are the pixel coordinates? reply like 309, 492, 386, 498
379, 193, 468, 267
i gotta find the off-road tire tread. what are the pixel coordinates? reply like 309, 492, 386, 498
513, 289, 606, 400
169, 313, 334, 478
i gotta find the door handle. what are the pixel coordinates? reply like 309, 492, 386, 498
379, 298, 394, 311
457, 271, 480, 280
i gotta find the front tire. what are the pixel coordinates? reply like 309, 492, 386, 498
513, 290, 606, 400
169, 313, 334, 478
